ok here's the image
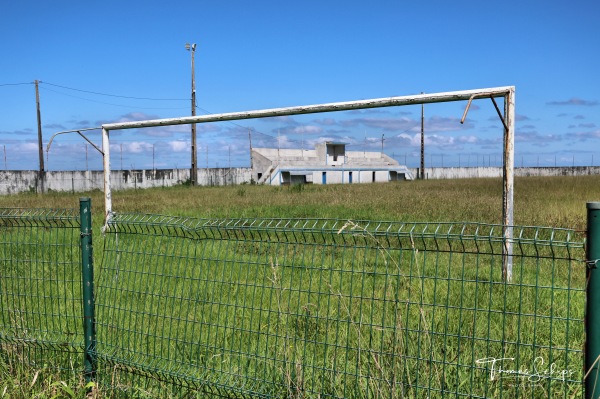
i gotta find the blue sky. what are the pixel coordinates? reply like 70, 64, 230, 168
1, 1, 598, 171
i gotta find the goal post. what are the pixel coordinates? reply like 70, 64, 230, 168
100, 86, 515, 280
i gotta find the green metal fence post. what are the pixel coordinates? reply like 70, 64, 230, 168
586, 202, 600, 398
80, 197, 96, 382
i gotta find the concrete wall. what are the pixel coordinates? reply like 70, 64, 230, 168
2, 166, 598, 195
409, 166, 600, 179
515, 166, 600, 177
0, 168, 252, 195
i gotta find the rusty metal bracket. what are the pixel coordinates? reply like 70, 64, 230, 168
490, 97, 509, 132
460, 94, 509, 132
46, 127, 103, 155
460, 94, 478, 124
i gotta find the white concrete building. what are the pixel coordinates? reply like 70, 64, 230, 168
252, 142, 413, 185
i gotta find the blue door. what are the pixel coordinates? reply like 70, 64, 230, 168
322, 172, 326, 185
349, 172, 353, 184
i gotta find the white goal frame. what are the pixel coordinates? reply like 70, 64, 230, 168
100, 86, 515, 280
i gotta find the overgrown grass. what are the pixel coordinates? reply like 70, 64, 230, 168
0, 344, 97, 398
1, 175, 599, 229
0, 176, 595, 397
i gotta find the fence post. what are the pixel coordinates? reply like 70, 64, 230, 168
80, 197, 97, 382
586, 202, 600, 398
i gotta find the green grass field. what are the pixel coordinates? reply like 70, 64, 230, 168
2, 175, 599, 229
1, 175, 598, 398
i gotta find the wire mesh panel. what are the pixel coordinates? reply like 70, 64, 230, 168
0, 208, 83, 369
96, 215, 586, 398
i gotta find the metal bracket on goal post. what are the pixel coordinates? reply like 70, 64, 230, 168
46, 128, 104, 156
98, 86, 516, 280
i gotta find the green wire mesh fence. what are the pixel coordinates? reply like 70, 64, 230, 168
0, 208, 83, 371
0, 206, 588, 397
96, 214, 586, 398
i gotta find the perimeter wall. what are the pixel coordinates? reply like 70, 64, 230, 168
1, 166, 599, 195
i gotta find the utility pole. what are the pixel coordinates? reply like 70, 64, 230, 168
186, 43, 197, 186
248, 129, 253, 169
420, 92, 425, 179
35, 80, 45, 192
381, 134, 385, 157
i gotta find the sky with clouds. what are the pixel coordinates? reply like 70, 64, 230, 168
1, 0, 598, 171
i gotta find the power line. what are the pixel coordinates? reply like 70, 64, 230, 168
40, 86, 189, 110
41, 81, 188, 101
0, 82, 33, 87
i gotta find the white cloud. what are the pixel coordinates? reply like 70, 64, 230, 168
427, 116, 473, 132
117, 112, 160, 123
516, 130, 563, 147
168, 140, 189, 152
392, 133, 483, 149
14, 142, 39, 153
457, 135, 479, 144
568, 130, 600, 141
123, 141, 153, 153
547, 98, 598, 106
313, 117, 336, 126
341, 116, 417, 131
292, 125, 322, 135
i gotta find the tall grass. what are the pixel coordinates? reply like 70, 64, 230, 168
0, 175, 598, 228
0, 176, 595, 397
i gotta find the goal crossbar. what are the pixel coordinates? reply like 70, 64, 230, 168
103, 86, 513, 131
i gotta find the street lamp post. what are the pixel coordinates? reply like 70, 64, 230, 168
185, 43, 197, 186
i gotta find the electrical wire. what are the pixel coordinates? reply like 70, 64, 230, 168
0, 82, 33, 87
40, 86, 189, 110
41, 81, 188, 101
4, 80, 391, 149
8, 80, 403, 151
